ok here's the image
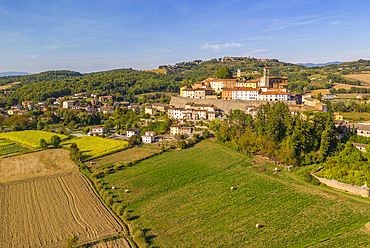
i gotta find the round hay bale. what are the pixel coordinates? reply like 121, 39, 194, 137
125, 189, 129, 193
231, 187, 235, 190
112, 186, 116, 190
256, 223, 262, 229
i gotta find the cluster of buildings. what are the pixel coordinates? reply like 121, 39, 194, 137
167, 102, 217, 121
180, 67, 292, 102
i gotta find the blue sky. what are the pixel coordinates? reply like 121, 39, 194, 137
1, 0, 370, 73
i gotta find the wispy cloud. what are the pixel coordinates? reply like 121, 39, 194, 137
330, 20, 341, 25
250, 49, 267, 54
201, 42, 241, 52
253, 13, 349, 35
28, 54, 37, 59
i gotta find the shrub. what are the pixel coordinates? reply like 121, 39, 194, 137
104, 168, 110, 175
106, 196, 113, 206
131, 223, 140, 233
116, 206, 124, 216
96, 183, 103, 191
91, 172, 100, 179
121, 211, 131, 222
113, 164, 120, 171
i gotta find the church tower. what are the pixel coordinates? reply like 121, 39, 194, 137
262, 66, 269, 87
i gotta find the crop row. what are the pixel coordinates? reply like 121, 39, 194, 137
0, 144, 29, 156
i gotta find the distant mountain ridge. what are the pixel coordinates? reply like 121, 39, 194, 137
297, 61, 343, 67
0, 71, 31, 77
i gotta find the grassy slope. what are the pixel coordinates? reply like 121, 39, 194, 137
103, 141, 370, 248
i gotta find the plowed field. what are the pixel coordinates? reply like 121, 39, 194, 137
0, 149, 76, 183
0, 172, 129, 248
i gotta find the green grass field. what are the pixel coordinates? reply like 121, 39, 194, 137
62, 136, 129, 161
85, 144, 162, 172
102, 141, 370, 247
0, 131, 68, 148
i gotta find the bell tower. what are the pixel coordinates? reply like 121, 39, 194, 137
263, 66, 269, 88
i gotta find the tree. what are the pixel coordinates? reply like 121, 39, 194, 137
178, 140, 187, 149
39, 138, 47, 148
216, 66, 232, 79
202, 129, 210, 139
50, 135, 61, 148
37, 121, 45, 130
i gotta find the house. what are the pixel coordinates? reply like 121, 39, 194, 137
88, 126, 105, 136
142, 135, 155, 144
11, 105, 22, 110
179, 126, 193, 135
352, 142, 368, 152
258, 91, 290, 101
232, 87, 260, 101
127, 128, 141, 137
221, 88, 233, 100
63, 100, 75, 109
334, 112, 344, 121
168, 108, 186, 120
97, 106, 114, 114
145, 131, 156, 136
170, 125, 180, 135
145, 106, 156, 115
98, 96, 113, 102
151, 103, 170, 112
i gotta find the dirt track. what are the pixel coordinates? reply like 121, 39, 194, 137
0, 172, 127, 247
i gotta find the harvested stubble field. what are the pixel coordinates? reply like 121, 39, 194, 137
343, 73, 370, 87
103, 141, 370, 247
0, 172, 128, 248
0, 149, 76, 183
86, 144, 162, 172
62, 136, 129, 161
0, 130, 68, 148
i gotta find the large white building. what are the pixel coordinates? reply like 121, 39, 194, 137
232, 87, 260, 100
258, 91, 290, 101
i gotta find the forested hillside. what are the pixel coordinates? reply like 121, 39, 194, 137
1, 57, 370, 103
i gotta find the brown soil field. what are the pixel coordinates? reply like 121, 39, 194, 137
0, 149, 77, 183
0, 81, 21, 90
343, 73, 370, 87
91, 238, 132, 248
0, 172, 128, 248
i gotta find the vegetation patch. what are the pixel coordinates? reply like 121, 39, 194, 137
86, 144, 162, 172
103, 141, 370, 247
62, 136, 129, 161
0, 139, 29, 156
0, 130, 68, 148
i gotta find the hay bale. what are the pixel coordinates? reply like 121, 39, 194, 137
125, 189, 129, 193
112, 186, 115, 190
231, 187, 235, 190
256, 223, 262, 229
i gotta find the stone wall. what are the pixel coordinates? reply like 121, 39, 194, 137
312, 175, 362, 195
170, 96, 296, 113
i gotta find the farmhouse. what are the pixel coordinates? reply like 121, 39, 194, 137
127, 128, 141, 137
170, 125, 193, 135
141, 135, 155, 144
88, 126, 105, 136
352, 142, 368, 152
63, 100, 75, 109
